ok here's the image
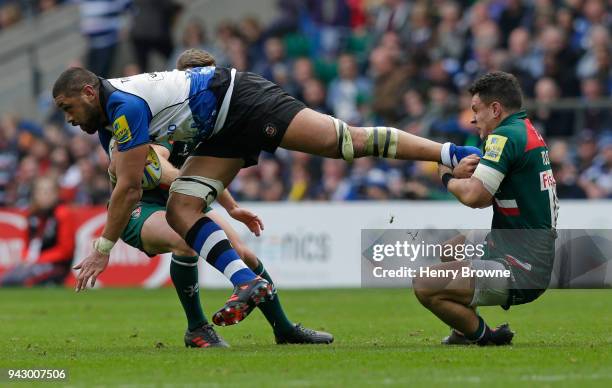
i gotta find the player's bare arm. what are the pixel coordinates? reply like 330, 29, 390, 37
105, 144, 149, 241
73, 144, 148, 291
439, 163, 493, 208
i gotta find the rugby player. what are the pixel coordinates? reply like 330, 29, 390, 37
413, 72, 559, 345
105, 138, 333, 347
52, 50, 481, 324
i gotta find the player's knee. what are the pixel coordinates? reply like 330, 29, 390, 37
413, 277, 435, 307
165, 203, 179, 230
166, 187, 211, 226
413, 288, 430, 307
413, 288, 425, 305
169, 176, 223, 208
165, 199, 192, 236
172, 247, 197, 257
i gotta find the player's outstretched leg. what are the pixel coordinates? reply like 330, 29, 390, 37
279, 108, 481, 166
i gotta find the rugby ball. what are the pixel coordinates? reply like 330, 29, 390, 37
108, 139, 162, 190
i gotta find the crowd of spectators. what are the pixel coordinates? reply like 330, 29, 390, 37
1, 0, 611, 208
0, 0, 67, 30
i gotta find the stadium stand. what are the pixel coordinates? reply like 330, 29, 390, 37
0, 0, 611, 208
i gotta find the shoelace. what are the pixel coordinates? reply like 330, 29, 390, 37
295, 324, 317, 336
202, 325, 221, 342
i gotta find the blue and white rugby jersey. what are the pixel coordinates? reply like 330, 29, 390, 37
100, 66, 236, 152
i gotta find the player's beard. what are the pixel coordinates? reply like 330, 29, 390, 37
79, 102, 105, 134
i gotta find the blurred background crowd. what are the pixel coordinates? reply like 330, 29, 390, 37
0, 0, 611, 209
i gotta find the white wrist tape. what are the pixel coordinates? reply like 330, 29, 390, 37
440, 142, 453, 168
94, 237, 115, 255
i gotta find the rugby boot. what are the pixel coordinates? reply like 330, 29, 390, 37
486, 323, 514, 346
212, 276, 274, 326
184, 323, 229, 348
441, 329, 473, 345
442, 323, 514, 346
275, 324, 334, 345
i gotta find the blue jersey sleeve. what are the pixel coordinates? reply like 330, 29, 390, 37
105, 91, 152, 152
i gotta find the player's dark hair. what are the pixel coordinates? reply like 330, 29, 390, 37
468, 71, 523, 111
176, 48, 216, 70
52, 67, 100, 98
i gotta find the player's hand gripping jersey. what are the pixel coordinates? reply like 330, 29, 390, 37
473, 111, 560, 303
97, 67, 234, 152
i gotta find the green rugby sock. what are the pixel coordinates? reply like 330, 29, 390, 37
466, 315, 491, 343
170, 255, 207, 331
253, 259, 294, 335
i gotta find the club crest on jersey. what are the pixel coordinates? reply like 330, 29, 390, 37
113, 115, 132, 144
483, 135, 508, 162
130, 206, 142, 219
264, 123, 277, 137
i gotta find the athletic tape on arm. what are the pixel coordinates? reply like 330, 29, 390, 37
332, 116, 354, 162
472, 163, 505, 195
364, 126, 398, 158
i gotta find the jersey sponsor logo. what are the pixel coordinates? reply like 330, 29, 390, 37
540, 169, 556, 191
113, 115, 132, 144
130, 206, 142, 219
540, 168, 559, 229
483, 135, 508, 162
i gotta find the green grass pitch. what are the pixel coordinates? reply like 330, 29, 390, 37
1, 288, 611, 387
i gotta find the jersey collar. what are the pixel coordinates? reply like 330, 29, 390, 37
98, 77, 117, 127
498, 110, 527, 128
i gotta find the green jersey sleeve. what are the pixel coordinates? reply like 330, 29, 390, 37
479, 127, 522, 175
